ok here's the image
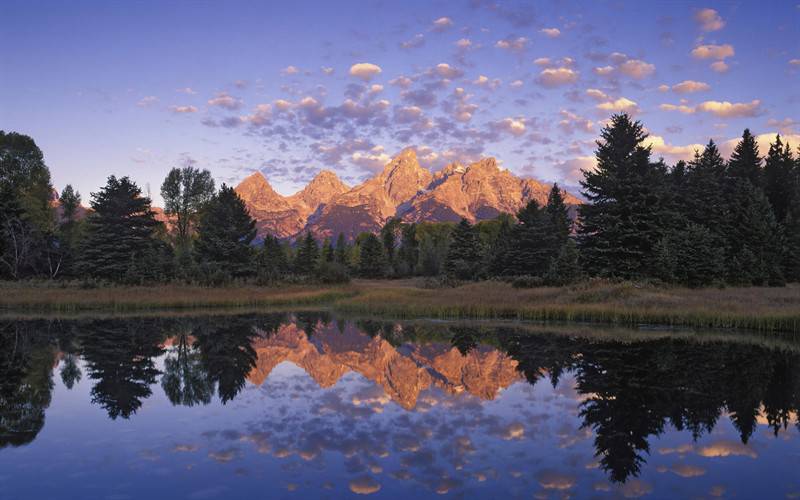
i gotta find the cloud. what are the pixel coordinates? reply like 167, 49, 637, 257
349, 63, 382, 81
556, 156, 596, 183
691, 43, 735, 60
241, 103, 273, 126
558, 110, 594, 134
170, 105, 198, 113
670, 464, 706, 478
509, 79, 523, 88
536, 470, 576, 490
321, 66, 335, 75
596, 97, 639, 113
455, 38, 472, 49
695, 8, 725, 31
659, 103, 696, 114
710, 61, 729, 73
432, 63, 463, 79
719, 132, 800, 159
473, 75, 500, 89
389, 75, 413, 88
490, 117, 527, 136
618, 59, 655, 79
534, 57, 552, 66
593, 65, 615, 76
400, 33, 425, 49
789, 59, 800, 67
349, 476, 381, 495
351, 146, 391, 172
495, 37, 528, 52
671, 80, 710, 93
207, 92, 243, 110
696, 99, 762, 118
620, 479, 653, 498
645, 135, 703, 160
394, 105, 423, 123
281, 65, 299, 76
401, 88, 437, 107
137, 96, 158, 107
176, 87, 196, 95
585, 88, 609, 101
696, 440, 757, 458
432, 16, 453, 31
540, 28, 561, 38
537, 67, 579, 87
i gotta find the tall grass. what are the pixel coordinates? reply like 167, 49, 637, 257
2, 280, 799, 333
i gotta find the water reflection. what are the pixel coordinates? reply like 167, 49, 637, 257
1, 314, 799, 498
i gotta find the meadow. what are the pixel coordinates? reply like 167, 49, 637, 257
2, 279, 800, 333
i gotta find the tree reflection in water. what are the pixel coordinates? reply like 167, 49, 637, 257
0, 315, 798, 485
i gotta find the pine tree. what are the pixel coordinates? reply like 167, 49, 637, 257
577, 114, 672, 279
657, 224, 724, 288
682, 141, 730, 257
258, 234, 289, 282
544, 239, 581, 286
194, 184, 256, 279
321, 237, 334, 262
294, 232, 319, 275
444, 218, 482, 280
381, 218, 401, 271
545, 183, 572, 244
727, 129, 762, 187
488, 215, 513, 276
763, 135, 795, 223
397, 223, 419, 276
79, 175, 167, 282
334, 233, 349, 267
358, 233, 386, 278
505, 200, 551, 276
782, 180, 800, 282
726, 180, 784, 286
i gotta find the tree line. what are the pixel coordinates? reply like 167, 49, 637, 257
1, 113, 799, 287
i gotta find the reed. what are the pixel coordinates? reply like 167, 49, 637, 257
2, 280, 799, 333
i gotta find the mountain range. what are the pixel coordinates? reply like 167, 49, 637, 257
235, 148, 581, 240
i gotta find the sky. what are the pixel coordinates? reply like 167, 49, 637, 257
1, 0, 799, 205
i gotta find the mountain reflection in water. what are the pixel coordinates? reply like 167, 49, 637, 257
1, 313, 799, 499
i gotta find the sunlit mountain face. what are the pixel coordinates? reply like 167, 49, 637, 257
2, 314, 800, 498
3, 2, 798, 207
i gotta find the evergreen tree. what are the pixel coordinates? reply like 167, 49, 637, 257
504, 200, 551, 276
781, 180, 800, 282
397, 223, 419, 276
654, 224, 724, 288
334, 233, 349, 267
380, 218, 401, 271
358, 233, 386, 278
544, 239, 581, 286
444, 218, 482, 280
577, 114, 672, 279
727, 129, 762, 187
545, 183, 572, 244
321, 237, 334, 262
488, 215, 514, 276
258, 235, 289, 282
294, 232, 319, 275
78, 176, 168, 282
51, 185, 84, 278
763, 135, 795, 223
194, 184, 256, 279
726, 180, 784, 286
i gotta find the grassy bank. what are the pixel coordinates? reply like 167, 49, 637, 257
2, 280, 800, 333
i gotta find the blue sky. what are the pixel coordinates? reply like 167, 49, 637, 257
1, 0, 798, 204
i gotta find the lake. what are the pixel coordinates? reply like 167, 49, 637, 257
1, 313, 799, 499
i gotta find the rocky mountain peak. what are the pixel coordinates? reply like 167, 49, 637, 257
380, 148, 433, 204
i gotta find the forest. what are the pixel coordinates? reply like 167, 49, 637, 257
2, 113, 799, 288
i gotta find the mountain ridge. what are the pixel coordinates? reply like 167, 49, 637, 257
235, 148, 581, 240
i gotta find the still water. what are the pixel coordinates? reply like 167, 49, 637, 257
1, 313, 799, 499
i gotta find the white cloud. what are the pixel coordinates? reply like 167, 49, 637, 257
170, 105, 198, 113
207, 92, 242, 110
432, 16, 453, 31
593, 65, 615, 76
534, 57, 552, 66
659, 103, 695, 114
137, 96, 158, 107
537, 67, 578, 87
695, 8, 725, 32
352, 146, 391, 172
618, 59, 655, 79
585, 88, 609, 101
671, 80, 710, 93
321, 66, 334, 75
789, 59, 800, 67
557, 156, 596, 183
281, 65, 299, 76
176, 87, 196, 95
349, 62, 382, 81
540, 28, 561, 38
696, 99, 762, 118
509, 79, 524, 88
596, 97, 639, 113
494, 117, 527, 136
433, 63, 463, 79
389, 75, 413, 88
558, 110, 594, 134
473, 75, 500, 89
691, 44, 735, 60
495, 37, 528, 52
645, 135, 704, 161
710, 61, 729, 73
455, 38, 472, 49
657, 84, 670, 92
400, 33, 425, 49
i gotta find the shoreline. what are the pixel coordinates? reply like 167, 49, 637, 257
2, 280, 799, 333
